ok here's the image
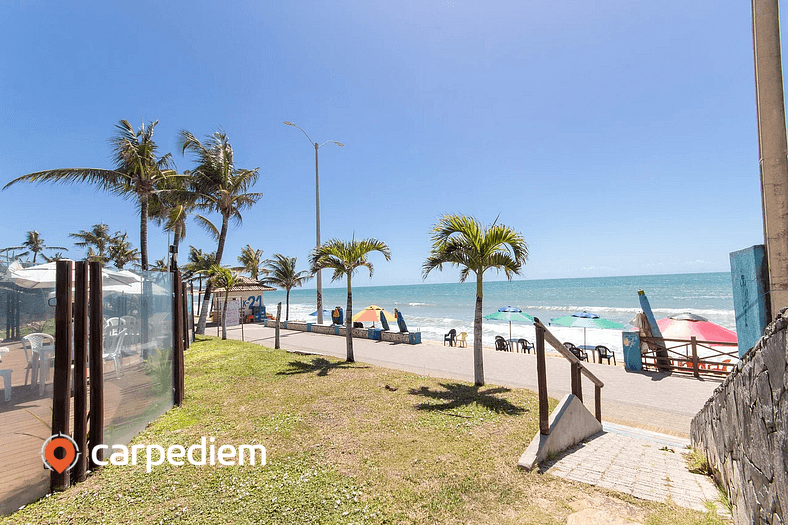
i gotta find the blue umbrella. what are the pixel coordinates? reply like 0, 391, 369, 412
309, 309, 332, 318
484, 306, 535, 341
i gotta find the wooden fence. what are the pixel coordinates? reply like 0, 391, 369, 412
640, 335, 738, 378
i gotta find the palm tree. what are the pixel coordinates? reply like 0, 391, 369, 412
205, 264, 242, 340
70, 223, 116, 263
2, 230, 68, 264
151, 258, 169, 272
237, 244, 268, 281
179, 129, 262, 335
3, 119, 176, 270
108, 232, 140, 270
423, 214, 528, 386
309, 238, 391, 362
183, 246, 217, 316
260, 254, 312, 321
149, 169, 200, 268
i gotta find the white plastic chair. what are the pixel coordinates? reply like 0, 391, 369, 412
22, 333, 55, 393
103, 329, 127, 379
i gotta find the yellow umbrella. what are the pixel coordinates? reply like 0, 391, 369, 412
352, 305, 396, 323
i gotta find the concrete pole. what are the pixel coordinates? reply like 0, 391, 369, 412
753, 0, 788, 315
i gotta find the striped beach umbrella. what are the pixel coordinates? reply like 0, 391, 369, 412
550, 311, 624, 348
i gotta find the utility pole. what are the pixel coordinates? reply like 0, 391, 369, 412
753, 0, 788, 316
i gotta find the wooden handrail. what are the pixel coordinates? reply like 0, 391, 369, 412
533, 318, 604, 429
534, 318, 604, 388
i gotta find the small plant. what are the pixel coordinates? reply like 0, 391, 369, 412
659, 445, 675, 453
144, 347, 173, 395
684, 448, 712, 476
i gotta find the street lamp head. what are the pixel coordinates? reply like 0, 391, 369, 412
336, 142, 344, 147
283, 121, 295, 126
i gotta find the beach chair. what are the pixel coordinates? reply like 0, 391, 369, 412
444, 329, 456, 346
564, 342, 588, 361
518, 338, 533, 354
22, 333, 55, 386
395, 310, 409, 333
595, 345, 616, 365
380, 311, 390, 331
495, 336, 508, 351
456, 332, 467, 348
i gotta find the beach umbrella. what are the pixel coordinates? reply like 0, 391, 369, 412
309, 309, 332, 318
550, 311, 624, 349
484, 306, 535, 342
656, 313, 737, 343
352, 305, 396, 324
7, 261, 139, 289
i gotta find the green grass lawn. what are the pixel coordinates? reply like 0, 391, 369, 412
2, 337, 727, 524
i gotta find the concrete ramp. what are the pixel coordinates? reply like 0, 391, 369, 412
518, 393, 602, 470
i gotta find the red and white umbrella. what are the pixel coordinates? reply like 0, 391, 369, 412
656, 313, 737, 343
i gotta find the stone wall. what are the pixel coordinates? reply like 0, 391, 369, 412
690, 311, 788, 524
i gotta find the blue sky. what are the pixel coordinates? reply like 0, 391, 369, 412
0, 0, 766, 286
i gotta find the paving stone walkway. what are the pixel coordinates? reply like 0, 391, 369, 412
543, 423, 728, 515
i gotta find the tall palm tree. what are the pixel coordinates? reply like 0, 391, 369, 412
3, 119, 176, 270
260, 254, 312, 321
205, 264, 242, 340
179, 129, 262, 335
423, 214, 527, 386
149, 169, 200, 269
70, 223, 116, 264
309, 238, 391, 362
3, 230, 68, 264
237, 244, 268, 281
108, 232, 140, 270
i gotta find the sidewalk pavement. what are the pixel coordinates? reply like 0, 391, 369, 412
223, 324, 722, 438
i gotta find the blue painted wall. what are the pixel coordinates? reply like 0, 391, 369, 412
730, 245, 770, 357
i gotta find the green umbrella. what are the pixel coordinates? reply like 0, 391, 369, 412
550, 311, 624, 349
484, 306, 535, 342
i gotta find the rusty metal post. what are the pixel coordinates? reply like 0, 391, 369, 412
535, 322, 549, 435
595, 384, 602, 423
73, 261, 89, 482
88, 261, 104, 470
51, 260, 73, 492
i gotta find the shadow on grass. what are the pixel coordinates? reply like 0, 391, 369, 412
408, 382, 526, 415
276, 357, 369, 377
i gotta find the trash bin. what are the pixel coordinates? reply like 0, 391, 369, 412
368, 328, 383, 340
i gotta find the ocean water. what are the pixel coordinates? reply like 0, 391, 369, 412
259, 272, 735, 359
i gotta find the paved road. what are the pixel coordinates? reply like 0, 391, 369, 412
224, 325, 722, 438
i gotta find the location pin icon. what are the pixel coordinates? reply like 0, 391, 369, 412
44, 437, 76, 473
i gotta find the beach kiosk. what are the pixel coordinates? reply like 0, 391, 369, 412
211, 276, 275, 324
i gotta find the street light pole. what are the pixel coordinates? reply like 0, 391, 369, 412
284, 121, 343, 325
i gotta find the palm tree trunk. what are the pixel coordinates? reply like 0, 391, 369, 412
196, 215, 229, 335
172, 226, 182, 270
345, 274, 353, 362
140, 195, 149, 271
221, 290, 229, 340
474, 272, 484, 386
285, 289, 291, 321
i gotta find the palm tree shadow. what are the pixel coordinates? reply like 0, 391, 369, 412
408, 382, 526, 415
277, 357, 368, 377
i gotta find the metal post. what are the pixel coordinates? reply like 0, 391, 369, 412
73, 261, 89, 482
51, 260, 73, 492
88, 261, 104, 471
275, 302, 282, 349
753, 0, 788, 315
595, 384, 602, 423
535, 323, 550, 435
315, 142, 323, 326
691, 336, 699, 378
